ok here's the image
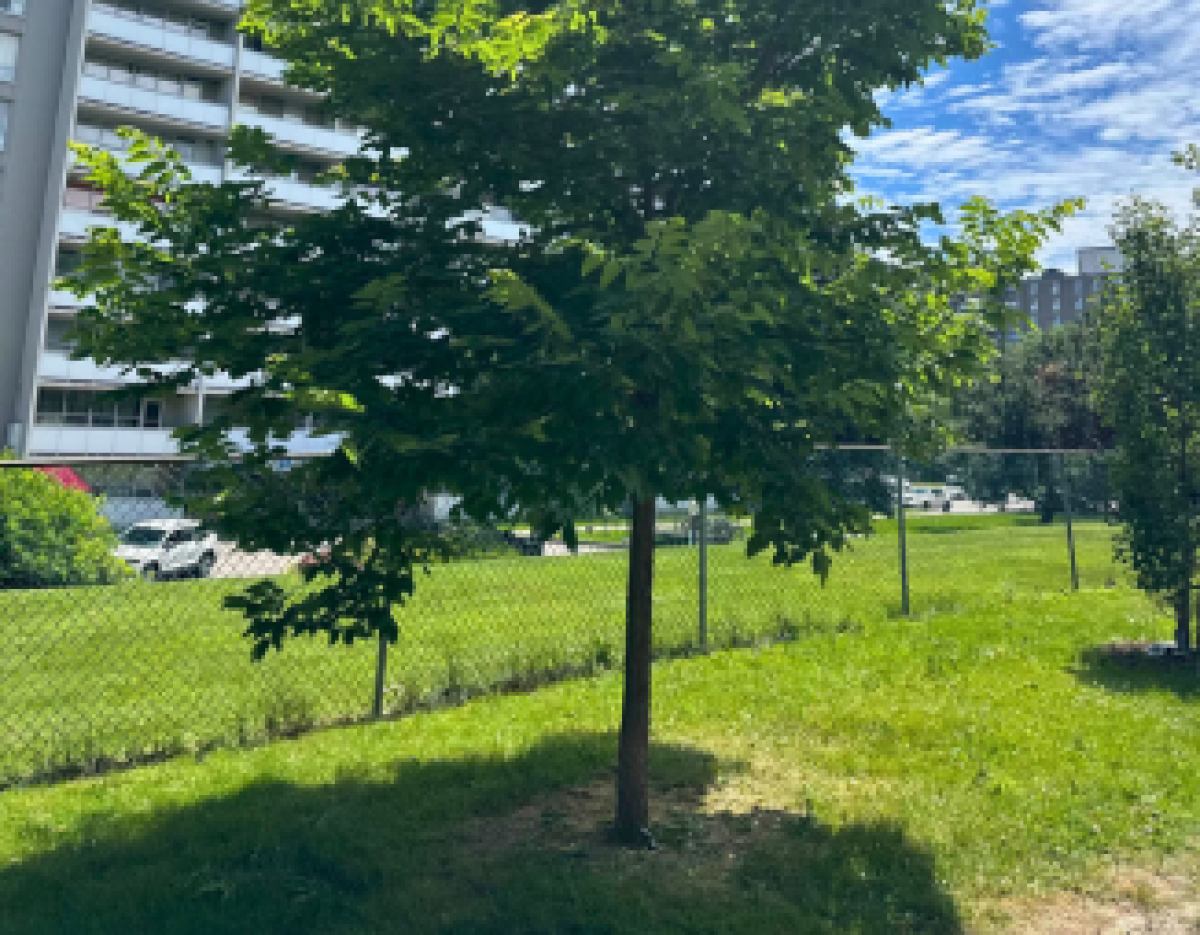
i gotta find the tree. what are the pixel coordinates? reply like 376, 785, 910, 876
954, 318, 1110, 520
65, 0, 1078, 843
1095, 169, 1200, 653
0, 458, 130, 589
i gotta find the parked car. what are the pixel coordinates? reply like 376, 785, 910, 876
902, 486, 952, 511
114, 519, 219, 581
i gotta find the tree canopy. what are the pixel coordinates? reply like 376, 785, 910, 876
1095, 161, 1200, 652
952, 316, 1111, 519
65, 0, 1078, 841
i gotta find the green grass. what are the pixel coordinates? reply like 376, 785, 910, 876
0, 522, 1196, 933
0, 517, 1126, 788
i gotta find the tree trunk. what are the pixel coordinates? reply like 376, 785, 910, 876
615, 497, 655, 846
1177, 546, 1194, 652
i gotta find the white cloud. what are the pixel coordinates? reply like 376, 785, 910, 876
1019, 0, 1193, 50
851, 0, 1200, 270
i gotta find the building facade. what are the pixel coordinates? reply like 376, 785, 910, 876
999, 247, 1121, 344
0, 0, 515, 459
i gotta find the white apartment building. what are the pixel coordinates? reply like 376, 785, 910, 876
0, 0, 518, 458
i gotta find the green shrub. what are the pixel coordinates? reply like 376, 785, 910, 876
0, 466, 131, 588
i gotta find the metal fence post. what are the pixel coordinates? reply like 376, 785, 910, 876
699, 497, 708, 651
373, 630, 389, 719
896, 455, 910, 616
1061, 453, 1079, 591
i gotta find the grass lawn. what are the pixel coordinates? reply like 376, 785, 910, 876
0, 520, 1197, 932
0, 516, 1126, 788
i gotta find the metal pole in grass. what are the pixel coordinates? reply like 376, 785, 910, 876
699, 497, 708, 651
373, 630, 389, 719
1061, 453, 1079, 591
896, 454, 910, 616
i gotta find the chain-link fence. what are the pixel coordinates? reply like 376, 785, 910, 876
0, 450, 1123, 789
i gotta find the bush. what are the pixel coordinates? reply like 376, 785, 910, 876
0, 467, 131, 588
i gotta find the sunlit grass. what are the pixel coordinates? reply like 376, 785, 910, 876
0, 517, 1126, 789
0, 520, 1194, 932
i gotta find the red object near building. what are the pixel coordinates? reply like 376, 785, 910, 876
34, 466, 91, 494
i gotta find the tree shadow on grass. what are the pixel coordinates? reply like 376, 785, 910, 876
1071, 645, 1200, 701
0, 732, 963, 935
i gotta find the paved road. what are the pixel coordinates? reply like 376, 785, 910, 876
210, 545, 302, 579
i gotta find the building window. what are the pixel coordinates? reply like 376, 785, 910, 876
0, 0, 26, 14
0, 100, 8, 151
82, 57, 218, 103
1075, 296, 1083, 311
0, 32, 19, 82
91, 2, 224, 41
43, 318, 77, 352
1052, 298, 1061, 311
36, 388, 166, 429
1050, 280, 1060, 295
75, 123, 224, 167
62, 186, 109, 212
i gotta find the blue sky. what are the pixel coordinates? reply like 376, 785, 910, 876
848, 0, 1200, 272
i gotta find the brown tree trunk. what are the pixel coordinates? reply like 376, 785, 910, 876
1177, 550, 1194, 652
615, 497, 655, 847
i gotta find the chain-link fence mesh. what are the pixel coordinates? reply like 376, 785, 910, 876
0, 450, 1124, 789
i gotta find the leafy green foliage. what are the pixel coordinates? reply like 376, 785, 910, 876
65, 1, 1076, 640
62, 0, 1079, 836
1094, 178, 1200, 650
0, 466, 130, 589
952, 319, 1112, 518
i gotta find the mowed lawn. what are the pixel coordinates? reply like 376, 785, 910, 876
1, 517, 1124, 786
1, 517, 1198, 932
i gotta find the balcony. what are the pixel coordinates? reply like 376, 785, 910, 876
68, 147, 224, 185
227, 168, 346, 211
241, 49, 287, 83
236, 110, 362, 158
48, 288, 85, 309
78, 74, 229, 130
227, 428, 341, 456
87, 6, 236, 70
58, 207, 142, 242
38, 350, 196, 384
27, 426, 180, 456
36, 350, 131, 383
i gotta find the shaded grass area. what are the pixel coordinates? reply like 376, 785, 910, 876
2, 518, 1125, 787
0, 574, 1196, 933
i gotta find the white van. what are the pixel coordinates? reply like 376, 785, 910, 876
114, 519, 219, 581
902, 486, 951, 511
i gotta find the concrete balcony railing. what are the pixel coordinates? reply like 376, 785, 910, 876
226, 169, 348, 211
78, 75, 230, 130
240, 49, 287, 83
68, 147, 224, 185
87, 6, 237, 70
236, 110, 362, 158
58, 206, 142, 242
48, 288, 86, 309
36, 350, 130, 383
227, 428, 341, 455
27, 426, 180, 456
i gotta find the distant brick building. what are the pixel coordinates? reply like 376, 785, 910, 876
999, 246, 1123, 344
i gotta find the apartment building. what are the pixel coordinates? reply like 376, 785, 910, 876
998, 246, 1123, 344
0, 0, 517, 459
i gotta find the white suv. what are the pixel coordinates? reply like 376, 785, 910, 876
114, 519, 219, 581
902, 486, 951, 511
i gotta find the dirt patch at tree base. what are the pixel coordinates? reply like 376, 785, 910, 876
460, 775, 1200, 934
